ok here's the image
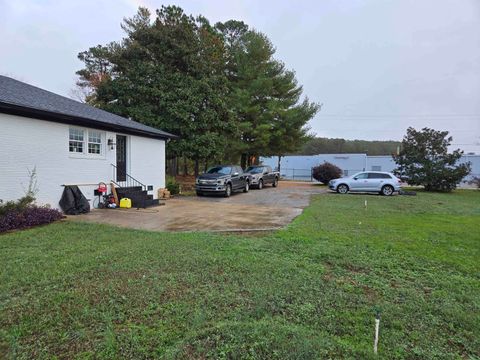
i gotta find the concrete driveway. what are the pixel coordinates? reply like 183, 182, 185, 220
71, 182, 326, 232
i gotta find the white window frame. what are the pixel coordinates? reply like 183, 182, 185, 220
87, 130, 103, 155
69, 127, 85, 154
69, 127, 105, 159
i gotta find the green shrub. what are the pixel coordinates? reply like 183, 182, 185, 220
0, 167, 62, 232
166, 176, 180, 195
0, 167, 39, 216
0, 195, 35, 217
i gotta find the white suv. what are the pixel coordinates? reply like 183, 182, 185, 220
328, 172, 401, 196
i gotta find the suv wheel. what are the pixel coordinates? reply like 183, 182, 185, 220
258, 179, 263, 190
224, 184, 232, 197
196, 191, 203, 196
381, 185, 394, 196
272, 177, 278, 187
243, 181, 250, 193
337, 184, 349, 194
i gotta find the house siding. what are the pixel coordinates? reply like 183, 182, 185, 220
0, 113, 165, 208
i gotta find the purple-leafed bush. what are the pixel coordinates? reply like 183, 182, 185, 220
312, 162, 343, 184
0, 206, 64, 233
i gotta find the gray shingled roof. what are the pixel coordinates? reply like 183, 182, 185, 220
0, 75, 176, 139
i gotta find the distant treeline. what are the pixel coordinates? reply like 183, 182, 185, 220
297, 137, 401, 156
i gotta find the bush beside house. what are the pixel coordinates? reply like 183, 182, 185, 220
0, 169, 64, 233
166, 176, 180, 195
0, 196, 63, 233
0, 204, 63, 233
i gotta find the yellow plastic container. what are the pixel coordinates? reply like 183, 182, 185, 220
119, 197, 132, 209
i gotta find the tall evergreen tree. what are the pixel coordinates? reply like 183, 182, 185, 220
77, 7, 319, 172
76, 6, 232, 175
215, 22, 319, 167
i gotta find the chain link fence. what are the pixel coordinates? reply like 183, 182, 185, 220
279, 168, 480, 184
279, 168, 313, 181
279, 168, 365, 181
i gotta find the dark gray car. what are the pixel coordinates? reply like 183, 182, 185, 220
195, 165, 250, 197
245, 165, 279, 189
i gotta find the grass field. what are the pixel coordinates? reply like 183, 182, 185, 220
1, 191, 479, 359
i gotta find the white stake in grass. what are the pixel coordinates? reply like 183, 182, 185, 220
365, 199, 368, 210
374, 313, 380, 354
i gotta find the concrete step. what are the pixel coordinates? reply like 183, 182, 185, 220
118, 186, 143, 192
115, 186, 157, 208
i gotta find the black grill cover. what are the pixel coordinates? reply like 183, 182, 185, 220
59, 186, 90, 215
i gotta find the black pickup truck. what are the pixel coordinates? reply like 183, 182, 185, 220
245, 165, 279, 189
196, 165, 251, 197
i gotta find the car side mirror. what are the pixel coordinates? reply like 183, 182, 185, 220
353, 177, 358, 180
233, 172, 239, 176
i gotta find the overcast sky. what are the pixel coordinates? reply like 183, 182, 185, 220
1, 0, 479, 152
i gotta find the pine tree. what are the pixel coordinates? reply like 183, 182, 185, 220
76, 6, 232, 175
77, 7, 319, 172
216, 23, 319, 167
394, 127, 471, 191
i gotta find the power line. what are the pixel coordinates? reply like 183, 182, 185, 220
317, 114, 480, 118
319, 129, 477, 133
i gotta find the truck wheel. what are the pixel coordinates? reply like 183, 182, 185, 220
272, 177, 278, 187
243, 181, 250, 193
258, 179, 263, 190
224, 184, 232, 197
196, 191, 203, 196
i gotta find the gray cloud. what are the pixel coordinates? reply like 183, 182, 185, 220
1, 0, 479, 152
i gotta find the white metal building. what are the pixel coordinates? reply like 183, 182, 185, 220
261, 153, 479, 183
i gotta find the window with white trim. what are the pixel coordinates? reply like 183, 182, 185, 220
69, 127, 104, 156
69, 128, 84, 153
88, 130, 102, 154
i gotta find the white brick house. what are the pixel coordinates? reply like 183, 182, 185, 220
0, 76, 176, 209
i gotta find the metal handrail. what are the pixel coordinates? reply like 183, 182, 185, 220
110, 164, 146, 190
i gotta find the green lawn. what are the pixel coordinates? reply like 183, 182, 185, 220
1, 191, 479, 359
